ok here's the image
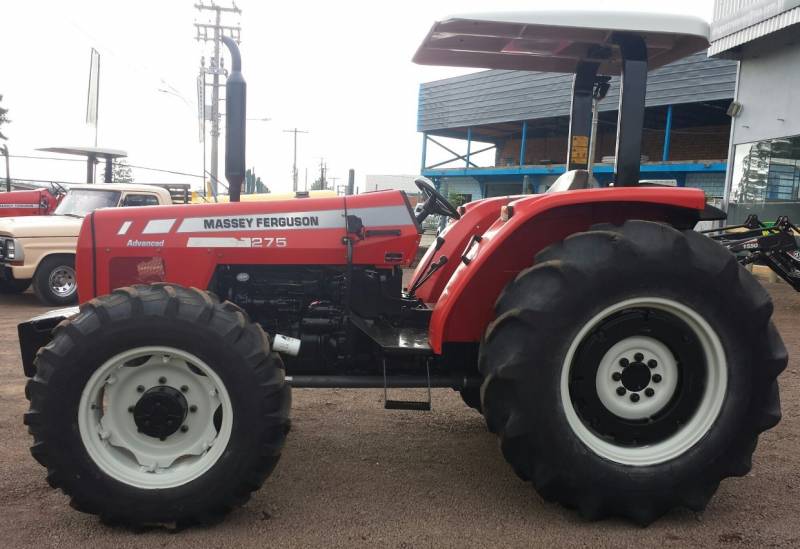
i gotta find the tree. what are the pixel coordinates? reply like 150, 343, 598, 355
112, 159, 134, 183
245, 168, 269, 194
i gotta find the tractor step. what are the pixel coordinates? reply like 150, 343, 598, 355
384, 399, 431, 411
383, 359, 432, 411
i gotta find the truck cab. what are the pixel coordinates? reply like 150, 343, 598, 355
0, 183, 173, 303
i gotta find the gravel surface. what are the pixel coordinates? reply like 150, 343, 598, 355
1, 282, 798, 548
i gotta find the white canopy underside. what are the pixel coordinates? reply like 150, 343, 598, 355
413, 11, 711, 74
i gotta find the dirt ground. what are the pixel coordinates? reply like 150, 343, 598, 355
1, 282, 799, 549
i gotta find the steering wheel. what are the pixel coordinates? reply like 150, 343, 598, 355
414, 177, 460, 224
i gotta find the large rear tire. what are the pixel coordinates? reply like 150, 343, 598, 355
24, 284, 291, 526
479, 221, 787, 524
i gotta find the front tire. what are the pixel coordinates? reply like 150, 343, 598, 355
480, 221, 787, 524
33, 254, 77, 305
24, 284, 291, 526
0, 277, 31, 294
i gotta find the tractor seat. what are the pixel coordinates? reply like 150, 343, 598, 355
546, 169, 599, 193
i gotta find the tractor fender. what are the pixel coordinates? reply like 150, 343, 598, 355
428, 186, 707, 354
410, 195, 517, 303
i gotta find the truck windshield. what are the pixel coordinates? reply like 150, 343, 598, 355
53, 189, 121, 217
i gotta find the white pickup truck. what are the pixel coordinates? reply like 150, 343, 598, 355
0, 184, 175, 305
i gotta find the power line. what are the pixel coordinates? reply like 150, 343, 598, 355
8, 154, 205, 179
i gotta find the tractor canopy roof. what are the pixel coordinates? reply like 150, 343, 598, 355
413, 10, 710, 74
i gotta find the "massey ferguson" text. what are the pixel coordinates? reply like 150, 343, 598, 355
202, 215, 320, 230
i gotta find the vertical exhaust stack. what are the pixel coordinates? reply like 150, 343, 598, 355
222, 36, 246, 202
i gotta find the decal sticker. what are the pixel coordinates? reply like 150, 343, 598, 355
185, 237, 290, 248
126, 239, 165, 248
0, 203, 39, 209
117, 221, 132, 235
142, 219, 177, 234
176, 210, 345, 233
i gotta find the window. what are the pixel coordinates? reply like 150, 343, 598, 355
728, 135, 800, 224
54, 189, 121, 217
122, 194, 160, 207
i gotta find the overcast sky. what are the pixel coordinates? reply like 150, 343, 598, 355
1, 0, 714, 193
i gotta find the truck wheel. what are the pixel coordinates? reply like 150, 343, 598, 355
24, 284, 291, 526
33, 255, 77, 305
479, 220, 787, 524
0, 277, 31, 294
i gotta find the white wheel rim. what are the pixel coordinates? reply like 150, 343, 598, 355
78, 346, 233, 489
49, 266, 76, 297
561, 297, 727, 466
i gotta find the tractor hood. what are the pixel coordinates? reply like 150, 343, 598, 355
0, 215, 83, 238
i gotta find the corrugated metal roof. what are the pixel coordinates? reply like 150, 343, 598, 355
709, 7, 800, 55
418, 52, 737, 133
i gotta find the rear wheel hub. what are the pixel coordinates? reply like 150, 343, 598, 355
620, 361, 651, 392
133, 386, 188, 439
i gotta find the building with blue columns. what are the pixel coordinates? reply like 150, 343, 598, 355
417, 51, 737, 202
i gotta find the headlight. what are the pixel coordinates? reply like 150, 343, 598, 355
2, 238, 23, 262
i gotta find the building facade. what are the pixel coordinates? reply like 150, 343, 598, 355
711, 0, 800, 223
417, 52, 738, 202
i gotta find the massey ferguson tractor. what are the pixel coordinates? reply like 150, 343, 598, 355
0, 184, 64, 217
18, 13, 787, 527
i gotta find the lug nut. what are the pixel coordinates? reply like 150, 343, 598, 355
630, 393, 640, 402
648, 359, 658, 369
619, 358, 629, 368
653, 374, 662, 383
189, 405, 198, 413
634, 353, 644, 362
158, 376, 167, 384
645, 388, 655, 397
181, 385, 189, 393
616, 387, 626, 396
180, 425, 189, 433
136, 385, 145, 393
612, 372, 622, 381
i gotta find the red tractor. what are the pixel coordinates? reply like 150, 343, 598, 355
19, 13, 787, 526
0, 184, 64, 217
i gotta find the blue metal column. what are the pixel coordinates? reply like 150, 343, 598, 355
662, 105, 673, 162
465, 127, 472, 168
519, 121, 528, 165
420, 132, 428, 172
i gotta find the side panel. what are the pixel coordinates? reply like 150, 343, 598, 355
76, 216, 95, 301
84, 191, 419, 300
0, 189, 48, 217
11, 237, 77, 279
429, 187, 707, 353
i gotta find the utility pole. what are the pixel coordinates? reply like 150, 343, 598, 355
319, 158, 327, 190
283, 128, 308, 192
329, 176, 340, 194
195, 2, 241, 195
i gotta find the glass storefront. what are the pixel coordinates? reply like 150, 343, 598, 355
728, 134, 800, 224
